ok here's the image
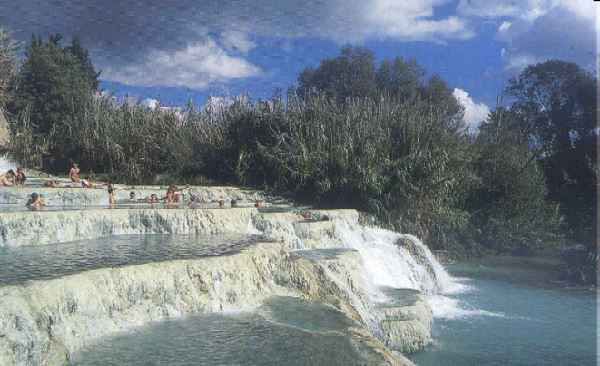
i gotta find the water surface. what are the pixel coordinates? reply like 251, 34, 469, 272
70, 296, 374, 366
411, 263, 597, 366
0, 234, 268, 285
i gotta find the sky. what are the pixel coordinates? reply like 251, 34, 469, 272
0, 0, 597, 129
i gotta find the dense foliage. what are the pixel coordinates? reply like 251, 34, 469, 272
7, 34, 99, 170
0, 28, 18, 108
3, 36, 597, 281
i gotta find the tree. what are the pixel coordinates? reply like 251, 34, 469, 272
468, 107, 562, 253
66, 36, 101, 90
375, 57, 424, 101
506, 60, 597, 244
297, 46, 377, 102
419, 74, 464, 131
0, 28, 18, 108
9, 34, 99, 170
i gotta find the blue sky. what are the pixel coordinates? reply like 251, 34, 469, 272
1, 0, 597, 128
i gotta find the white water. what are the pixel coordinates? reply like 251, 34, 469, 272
319, 216, 481, 321
0, 155, 16, 172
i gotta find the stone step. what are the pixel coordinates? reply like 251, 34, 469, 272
0, 207, 257, 248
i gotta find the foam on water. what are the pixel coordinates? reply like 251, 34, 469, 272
324, 216, 490, 321
427, 295, 507, 320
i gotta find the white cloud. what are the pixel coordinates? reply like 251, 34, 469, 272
101, 39, 262, 89
561, 0, 596, 23
220, 31, 256, 54
453, 88, 490, 130
498, 21, 512, 33
502, 52, 541, 71
457, 0, 559, 21
358, 0, 474, 42
459, 0, 597, 72
141, 98, 159, 109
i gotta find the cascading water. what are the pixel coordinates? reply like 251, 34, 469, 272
332, 217, 457, 295
254, 210, 467, 338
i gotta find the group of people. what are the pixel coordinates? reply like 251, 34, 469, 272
108, 185, 182, 207
0, 167, 26, 186
0, 161, 264, 210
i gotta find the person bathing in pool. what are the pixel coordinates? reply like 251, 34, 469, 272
165, 185, 181, 205
15, 168, 26, 186
26, 192, 45, 209
146, 193, 159, 204
0, 170, 16, 186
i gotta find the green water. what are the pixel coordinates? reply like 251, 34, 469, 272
410, 263, 597, 366
70, 297, 376, 366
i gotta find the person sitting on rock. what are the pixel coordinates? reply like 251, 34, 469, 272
69, 162, 91, 188
15, 167, 26, 186
0, 169, 16, 186
26, 192, 45, 209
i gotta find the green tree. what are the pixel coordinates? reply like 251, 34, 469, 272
419, 74, 464, 130
297, 46, 377, 102
0, 27, 18, 107
66, 36, 101, 90
468, 107, 562, 254
506, 60, 597, 244
9, 34, 99, 170
375, 57, 424, 101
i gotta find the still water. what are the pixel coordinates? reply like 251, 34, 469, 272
411, 262, 597, 366
0, 234, 268, 285
70, 296, 375, 366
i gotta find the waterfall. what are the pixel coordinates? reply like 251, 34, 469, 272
332, 218, 456, 296
254, 211, 468, 326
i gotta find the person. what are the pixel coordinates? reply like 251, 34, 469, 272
146, 193, 159, 204
129, 191, 136, 202
26, 192, 45, 209
107, 182, 116, 207
15, 168, 26, 186
69, 162, 91, 188
188, 194, 198, 208
165, 185, 180, 204
0, 170, 16, 186
44, 180, 60, 188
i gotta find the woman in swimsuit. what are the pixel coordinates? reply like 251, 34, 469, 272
69, 163, 91, 188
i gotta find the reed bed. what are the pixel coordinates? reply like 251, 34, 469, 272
7, 92, 558, 253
